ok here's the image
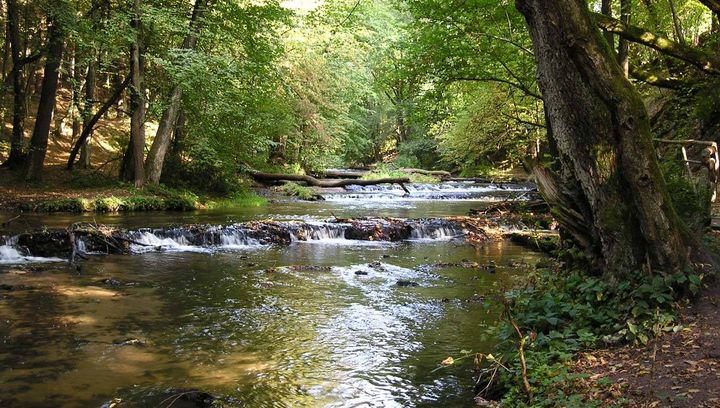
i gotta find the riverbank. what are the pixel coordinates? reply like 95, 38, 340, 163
571, 278, 720, 407
0, 165, 267, 214
469, 236, 719, 407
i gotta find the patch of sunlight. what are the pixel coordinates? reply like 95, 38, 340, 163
189, 352, 272, 386
56, 285, 119, 298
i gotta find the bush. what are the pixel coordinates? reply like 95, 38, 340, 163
470, 252, 705, 407
278, 182, 319, 200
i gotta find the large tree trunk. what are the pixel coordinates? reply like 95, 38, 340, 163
144, 0, 207, 185
3, 0, 26, 168
24, 13, 64, 182
515, 0, 702, 275
127, 0, 145, 188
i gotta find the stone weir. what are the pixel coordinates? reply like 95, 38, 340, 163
1, 217, 504, 261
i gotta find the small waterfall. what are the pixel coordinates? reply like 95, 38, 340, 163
218, 229, 261, 248
1, 236, 65, 264
409, 223, 464, 241
291, 223, 347, 242
0, 244, 25, 264
128, 230, 198, 253
126, 226, 265, 253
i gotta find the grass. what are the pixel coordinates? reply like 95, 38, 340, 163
361, 169, 441, 184
278, 182, 319, 200
207, 190, 268, 209
17, 186, 267, 213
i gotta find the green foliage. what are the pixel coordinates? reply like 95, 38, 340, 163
19, 187, 202, 213
278, 182, 318, 200
208, 191, 267, 209
362, 165, 440, 183
480, 258, 705, 407
660, 158, 713, 230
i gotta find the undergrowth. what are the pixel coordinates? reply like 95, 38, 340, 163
277, 182, 320, 200
362, 164, 441, 184
437, 245, 708, 407
18, 185, 267, 213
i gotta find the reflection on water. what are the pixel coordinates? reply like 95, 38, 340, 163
0, 239, 541, 407
0, 181, 541, 407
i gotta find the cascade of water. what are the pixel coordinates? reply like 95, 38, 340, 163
290, 223, 347, 242
409, 223, 464, 241
0, 235, 66, 264
0, 243, 25, 264
219, 228, 262, 248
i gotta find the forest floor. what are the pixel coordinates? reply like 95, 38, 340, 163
574, 271, 720, 407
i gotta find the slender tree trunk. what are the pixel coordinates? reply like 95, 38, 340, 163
79, 55, 96, 168
667, 0, 685, 45
1, 0, 8, 79
3, 0, 25, 168
601, 0, 614, 48
515, 0, 705, 275
144, 0, 207, 185
124, 0, 145, 187
67, 75, 129, 170
617, 0, 631, 78
24, 14, 65, 181
70, 45, 84, 161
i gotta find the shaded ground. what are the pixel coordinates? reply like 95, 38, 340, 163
574, 280, 720, 407
0, 165, 132, 210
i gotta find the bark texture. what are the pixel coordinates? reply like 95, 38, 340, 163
25, 14, 65, 181
144, 0, 207, 184
128, 0, 145, 188
3, 0, 29, 168
515, 0, 697, 274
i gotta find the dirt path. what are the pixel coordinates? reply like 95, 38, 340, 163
575, 281, 720, 407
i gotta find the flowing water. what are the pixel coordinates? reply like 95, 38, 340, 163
0, 182, 544, 407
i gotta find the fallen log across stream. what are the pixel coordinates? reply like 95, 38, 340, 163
251, 172, 411, 194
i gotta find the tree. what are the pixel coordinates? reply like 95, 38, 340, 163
128, 0, 145, 188
144, 0, 208, 185
2, 0, 39, 168
25, 6, 66, 181
514, 0, 706, 275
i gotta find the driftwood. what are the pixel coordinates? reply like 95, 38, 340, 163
251, 172, 411, 194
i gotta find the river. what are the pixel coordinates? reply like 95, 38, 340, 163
0, 181, 544, 407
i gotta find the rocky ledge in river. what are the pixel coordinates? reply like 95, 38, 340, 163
1, 217, 512, 260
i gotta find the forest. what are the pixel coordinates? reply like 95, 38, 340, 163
1, 0, 720, 407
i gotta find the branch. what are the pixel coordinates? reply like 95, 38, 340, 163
698, 0, 720, 14
501, 112, 547, 129
447, 76, 544, 101
474, 32, 534, 56
67, 76, 131, 170
592, 12, 720, 75
629, 65, 688, 89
